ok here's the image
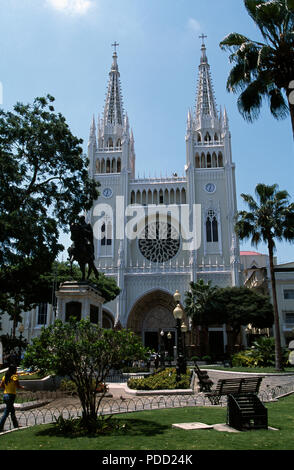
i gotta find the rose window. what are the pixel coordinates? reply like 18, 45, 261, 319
138, 221, 180, 263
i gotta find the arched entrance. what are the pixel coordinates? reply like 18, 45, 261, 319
127, 290, 187, 354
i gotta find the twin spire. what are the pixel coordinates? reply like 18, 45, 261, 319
191, 35, 229, 133
104, 42, 124, 127
90, 38, 229, 147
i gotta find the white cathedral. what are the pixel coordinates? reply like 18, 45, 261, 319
0, 41, 242, 359
86, 40, 241, 358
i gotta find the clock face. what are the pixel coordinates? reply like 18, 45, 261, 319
205, 183, 216, 194
103, 187, 113, 198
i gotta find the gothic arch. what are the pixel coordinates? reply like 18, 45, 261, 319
201, 153, 206, 168
127, 289, 186, 335
218, 152, 223, 167
212, 152, 217, 167
195, 153, 200, 168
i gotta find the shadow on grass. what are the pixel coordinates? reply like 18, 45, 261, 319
35, 417, 168, 439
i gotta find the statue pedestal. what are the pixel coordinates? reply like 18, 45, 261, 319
55, 281, 104, 326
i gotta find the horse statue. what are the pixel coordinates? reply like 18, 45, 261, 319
68, 216, 99, 282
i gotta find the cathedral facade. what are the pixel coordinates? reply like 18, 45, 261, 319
87, 41, 241, 358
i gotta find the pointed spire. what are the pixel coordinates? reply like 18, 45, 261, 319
88, 114, 97, 149
223, 106, 229, 129
90, 114, 96, 136
195, 36, 218, 128
104, 46, 124, 127
187, 108, 192, 130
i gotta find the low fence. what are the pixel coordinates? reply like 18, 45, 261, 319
1, 381, 294, 432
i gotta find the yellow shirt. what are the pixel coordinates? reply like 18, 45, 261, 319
1, 374, 19, 394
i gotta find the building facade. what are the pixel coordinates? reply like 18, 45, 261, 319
0, 42, 242, 359
86, 42, 241, 357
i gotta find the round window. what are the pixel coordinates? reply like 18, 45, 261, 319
138, 221, 180, 263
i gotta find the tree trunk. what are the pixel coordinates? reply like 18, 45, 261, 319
289, 101, 294, 140
286, 89, 294, 140
268, 241, 283, 371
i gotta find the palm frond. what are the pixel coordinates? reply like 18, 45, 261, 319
220, 33, 252, 51
255, 183, 279, 204
240, 193, 259, 212
237, 78, 266, 122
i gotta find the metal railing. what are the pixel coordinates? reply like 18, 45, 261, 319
1, 381, 293, 433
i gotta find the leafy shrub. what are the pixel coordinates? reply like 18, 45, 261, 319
120, 366, 149, 373
54, 414, 124, 436
60, 378, 108, 395
232, 337, 289, 368
127, 367, 191, 390
60, 379, 77, 395
190, 356, 200, 364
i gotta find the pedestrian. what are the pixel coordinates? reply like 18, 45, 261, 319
0, 365, 26, 431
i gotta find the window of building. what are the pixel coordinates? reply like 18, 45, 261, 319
101, 222, 112, 246
206, 210, 218, 243
285, 312, 294, 324
284, 289, 294, 300
37, 303, 48, 325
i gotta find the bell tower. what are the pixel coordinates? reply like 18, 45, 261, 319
186, 36, 240, 286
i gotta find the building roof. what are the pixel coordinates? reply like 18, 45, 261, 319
240, 251, 264, 256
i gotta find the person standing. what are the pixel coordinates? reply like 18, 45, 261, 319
0, 365, 26, 431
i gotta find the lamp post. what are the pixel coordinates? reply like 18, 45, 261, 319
173, 290, 186, 381
167, 331, 172, 365
18, 324, 24, 365
159, 329, 165, 367
181, 321, 188, 372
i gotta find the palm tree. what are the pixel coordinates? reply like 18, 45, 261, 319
235, 183, 294, 370
220, 0, 294, 138
184, 279, 220, 357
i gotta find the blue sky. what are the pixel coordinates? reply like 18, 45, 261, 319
1, 0, 293, 263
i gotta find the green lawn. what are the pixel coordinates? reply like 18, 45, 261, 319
1, 395, 294, 450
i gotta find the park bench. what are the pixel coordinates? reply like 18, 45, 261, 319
205, 376, 267, 431
193, 363, 214, 392
205, 376, 263, 405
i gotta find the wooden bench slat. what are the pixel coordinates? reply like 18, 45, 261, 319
205, 377, 263, 404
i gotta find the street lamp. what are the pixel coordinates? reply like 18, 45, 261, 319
173, 290, 186, 381
166, 331, 172, 365
18, 324, 25, 365
159, 329, 165, 367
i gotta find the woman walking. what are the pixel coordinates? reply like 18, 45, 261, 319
0, 365, 26, 431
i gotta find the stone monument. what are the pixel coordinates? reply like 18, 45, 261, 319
56, 216, 104, 325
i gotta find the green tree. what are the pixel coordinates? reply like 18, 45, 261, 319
212, 286, 274, 348
0, 95, 100, 326
235, 183, 294, 370
184, 279, 221, 355
220, 0, 294, 138
36, 261, 120, 306
22, 318, 148, 431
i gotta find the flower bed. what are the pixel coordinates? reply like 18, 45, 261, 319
127, 368, 191, 391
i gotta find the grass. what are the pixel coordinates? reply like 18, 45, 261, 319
1, 395, 294, 450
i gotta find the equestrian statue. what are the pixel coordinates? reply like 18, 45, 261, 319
68, 215, 99, 282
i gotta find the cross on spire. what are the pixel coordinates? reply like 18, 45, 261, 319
199, 34, 207, 46
111, 41, 119, 53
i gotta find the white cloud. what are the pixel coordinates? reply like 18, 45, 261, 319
47, 0, 93, 15
187, 18, 202, 34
